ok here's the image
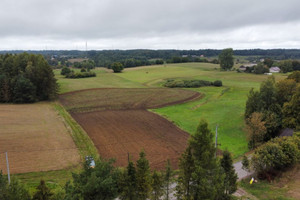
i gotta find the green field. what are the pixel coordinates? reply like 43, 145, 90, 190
55, 63, 286, 158
54, 68, 145, 94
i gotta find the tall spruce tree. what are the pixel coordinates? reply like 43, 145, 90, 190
176, 119, 225, 200
220, 150, 238, 197
136, 150, 152, 200
190, 119, 224, 200
32, 180, 53, 200
151, 170, 164, 200
176, 146, 194, 200
164, 159, 173, 200
119, 159, 137, 200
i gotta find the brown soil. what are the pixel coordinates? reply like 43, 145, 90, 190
59, 88, 200, 113
0, 103, 80, 174
71, 110, 189, 170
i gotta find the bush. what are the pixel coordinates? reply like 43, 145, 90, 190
213, 80, 223, 87
111, 62, 124, 73
251, 135, 300, 178
164, 79, 222, 88
61, 67, 71, 75
65, 71, 96, 79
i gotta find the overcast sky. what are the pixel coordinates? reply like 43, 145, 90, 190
1, 0, 300, 50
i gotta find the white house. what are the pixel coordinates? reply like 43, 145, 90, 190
269, 66, 280, 73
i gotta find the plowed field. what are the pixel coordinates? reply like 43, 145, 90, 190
59, 88, 200, 112
71, 110, 189, 169
60, 88, 200, 169
0, 103, 80, 174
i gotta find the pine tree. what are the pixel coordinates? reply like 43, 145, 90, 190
151, 170, 164, 200
32, 180, 53, 200
136, 150, 152, 200
164, 159, 173, 200
220, 150, 238, 196
119, 159, 137, 200
189, 119, 223, 200
176, 146, 194, 200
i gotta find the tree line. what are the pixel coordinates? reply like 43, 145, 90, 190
242, 71, 300, 180
0, 120, 238, 200
0, 53, 58, 103
245, 71, 300, 150
4, 49, 300, 68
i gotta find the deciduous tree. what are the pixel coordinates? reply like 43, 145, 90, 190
246, 112, 267, 149
219, 48, 234, 70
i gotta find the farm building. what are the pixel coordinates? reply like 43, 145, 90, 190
270, 66, 280, 73
279, 128, 294, 137
239, 65, 247, 71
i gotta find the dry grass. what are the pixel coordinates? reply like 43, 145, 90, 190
0, 103, 80, 174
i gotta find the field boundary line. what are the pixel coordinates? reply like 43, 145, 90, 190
52, 102, 99, 160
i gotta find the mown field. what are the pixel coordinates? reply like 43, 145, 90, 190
0, 103, 80, 174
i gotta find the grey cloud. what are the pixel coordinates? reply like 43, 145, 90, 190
0, 0, 300, 49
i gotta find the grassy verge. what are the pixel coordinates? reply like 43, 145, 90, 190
240, 165, 300, 200
52, 102, 99, 159
14, 168, 77, 196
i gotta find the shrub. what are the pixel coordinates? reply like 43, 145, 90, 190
251, 135, 300, 178
213, 80, 223, 87
164, 79, 222, 88
65, 71, 96, 79
111, 62, 124, 73
61, 67, 71, 75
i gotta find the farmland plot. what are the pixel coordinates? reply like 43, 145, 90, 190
0, 103, 80, 174
60, 88, 200, 169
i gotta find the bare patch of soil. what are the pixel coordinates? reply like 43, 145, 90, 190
71, 110, 189, 170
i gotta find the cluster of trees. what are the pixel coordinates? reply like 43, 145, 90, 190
164, 79, 222, 88
241, 59, 300, 74
65, 71, 96, 79
245, 71, 300, 149
0, 120, 237, 200
61, 67, 96, 79
166, 56, 218, 64
251, 133, 300, 179
0, 53, 58, 103
73, 60, 96, 70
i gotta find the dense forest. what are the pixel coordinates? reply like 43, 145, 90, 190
2, 49, 300, 68
0, 53, 58, 103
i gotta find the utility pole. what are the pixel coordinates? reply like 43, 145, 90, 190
215, 125, 218, 157
5, 152, 10, 184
